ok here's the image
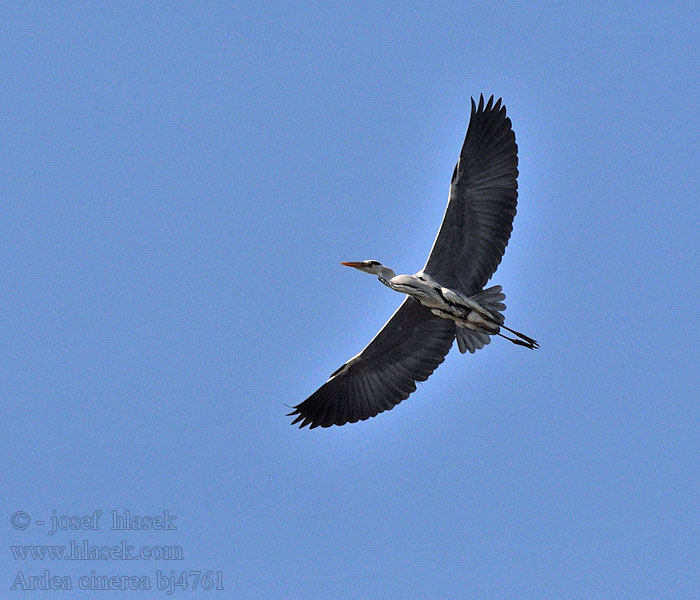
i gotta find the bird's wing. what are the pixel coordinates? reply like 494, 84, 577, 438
422, 95, 518, 295
289, 297, 456, 428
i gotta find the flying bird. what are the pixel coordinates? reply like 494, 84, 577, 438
289, 95, 537, 429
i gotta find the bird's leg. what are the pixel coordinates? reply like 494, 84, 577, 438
496, 329, 539, 349
500, 324, 539, 348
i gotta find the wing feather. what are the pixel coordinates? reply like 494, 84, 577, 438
289, 298, 455, 428
422, 94, 519, 294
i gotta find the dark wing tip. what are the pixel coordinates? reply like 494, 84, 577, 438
287, 405, 323, 429
287, 407, 306, 427
471, 94, 505, 116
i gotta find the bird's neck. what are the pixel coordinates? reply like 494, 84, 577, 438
377, 266, 396, 287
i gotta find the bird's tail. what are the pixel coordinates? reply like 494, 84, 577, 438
455, 286, 505, 354
456, 327, 491, 354
470, 285, 507, 323
454, 286, 539, 353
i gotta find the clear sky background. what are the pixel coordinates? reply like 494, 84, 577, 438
2, 2, 699, 599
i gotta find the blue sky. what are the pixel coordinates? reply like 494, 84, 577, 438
2, 2, 699, 598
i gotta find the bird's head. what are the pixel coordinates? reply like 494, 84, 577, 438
341, 260, 383, 274
341, 260, 396, 280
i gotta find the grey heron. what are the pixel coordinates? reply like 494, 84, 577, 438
289, 95, 537, 429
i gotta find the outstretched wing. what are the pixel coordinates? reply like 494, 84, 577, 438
289, 298, 456, 428
422, 95, 518, 295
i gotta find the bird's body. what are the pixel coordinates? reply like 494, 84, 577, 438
342, 263, 537, 354
289, 95, 538, 429
372, 267, 499, 333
